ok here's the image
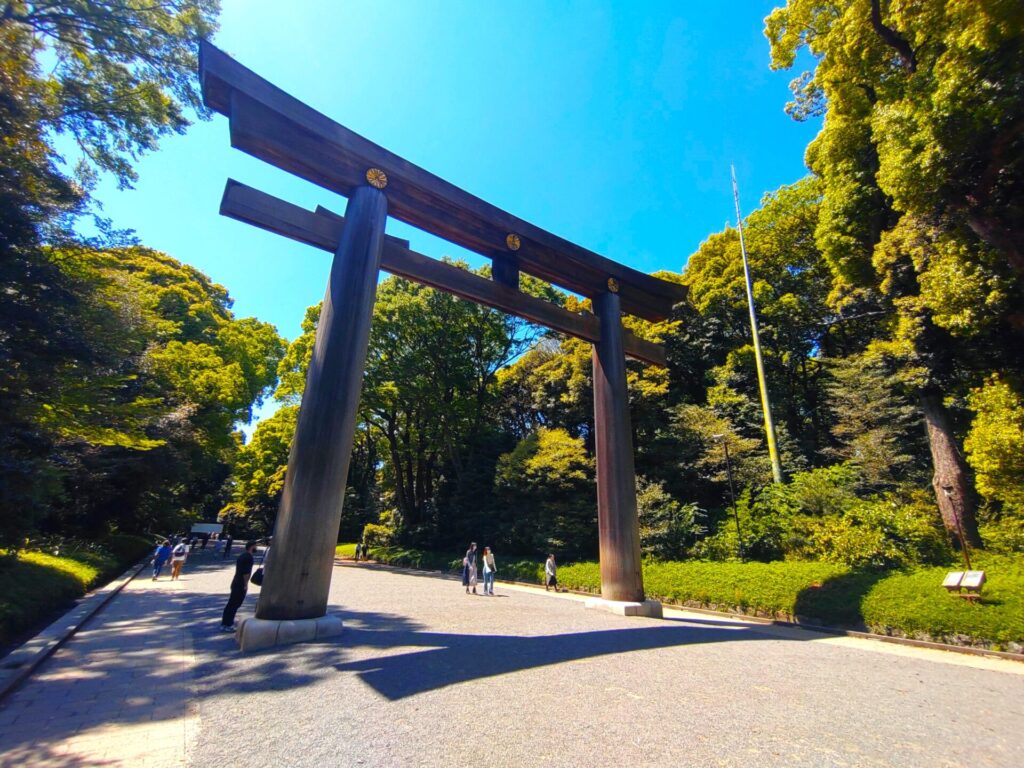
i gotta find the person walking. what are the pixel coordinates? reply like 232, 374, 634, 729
482, 546, 497, 595
151, 540, 172, 580
545, 554, 558, 592
221, 541, 259, 632
169, 538, 190, 580
464, 542, 478, 595
222, 535, 233, 560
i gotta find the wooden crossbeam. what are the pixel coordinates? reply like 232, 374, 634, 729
199, 41, 686, 322
220, 180, 667, 367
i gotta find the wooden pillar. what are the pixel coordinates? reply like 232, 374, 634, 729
257, 185, 388, 621
592, 288, 645, 603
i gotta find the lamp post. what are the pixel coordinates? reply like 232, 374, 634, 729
713, 434, 744, 561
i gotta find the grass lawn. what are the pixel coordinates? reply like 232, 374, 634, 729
340, 544, 1024, 651
335, 542, 358, 558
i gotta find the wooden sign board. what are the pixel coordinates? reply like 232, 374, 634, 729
942, 571, 964, 590
961, 571, 986, 590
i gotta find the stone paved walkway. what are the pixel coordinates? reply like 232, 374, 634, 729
1, 549, 1022, 767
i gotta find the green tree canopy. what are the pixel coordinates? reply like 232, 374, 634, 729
764, 0, 1024, 544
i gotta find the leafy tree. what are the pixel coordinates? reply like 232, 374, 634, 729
682, 178, 840, 465
1, 1, 218, 222
494, 427, 596, 558
636, 476, 704, 560
765, 0, 1024, 544
672, 402, 766, 510
825, 353, 926, 489
965, 375, 1024, 516
260, 262, 555, 544
221, 405, 297, 533
17, 247, 284, 541
0, 2, 221, 545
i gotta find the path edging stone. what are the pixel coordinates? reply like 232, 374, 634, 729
0, 559, 148, 702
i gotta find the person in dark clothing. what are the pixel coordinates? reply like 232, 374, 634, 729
220, 541, 258, 632
222, 535, 233, 559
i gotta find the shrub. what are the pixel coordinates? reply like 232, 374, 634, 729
771, 463, 861, 516
637, 476, 704, 560
0, 549, 116, 645
101, 533, 156, 566
979, 515, 1024, 553
965, 375, 1024, 514
693, 490, 786, 562
365, 546, 461, 572
501, 559, 546, 583
361, 523, 395, 548
808, 494, 951, 569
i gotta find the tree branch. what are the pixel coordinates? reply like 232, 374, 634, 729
869, 0, 916, 72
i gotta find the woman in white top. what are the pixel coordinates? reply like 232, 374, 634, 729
482, 547, 497, 595
170, 539, 190, 580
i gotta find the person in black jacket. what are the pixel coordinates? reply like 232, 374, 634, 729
220, 541, 258, 632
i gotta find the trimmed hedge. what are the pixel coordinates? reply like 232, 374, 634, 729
337, 544, 1024, 651
0, 550, 116, 645
559, 556, 1023, 650
857, 555, 1024, 649
351, 545, 462, 572
1, 534, 155, 647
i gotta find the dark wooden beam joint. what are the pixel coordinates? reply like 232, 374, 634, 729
492, 255, 519, 289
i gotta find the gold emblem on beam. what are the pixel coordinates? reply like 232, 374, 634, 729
366, 168, 388, 189
607, 277, 619, 293
506, 233, 521, 251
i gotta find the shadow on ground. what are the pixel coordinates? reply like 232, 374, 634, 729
793, 569, 889, 628
333, 620, 789, 701
0, 550, 807, 761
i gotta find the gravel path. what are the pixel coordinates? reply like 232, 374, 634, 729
2, 552, 1022, 767
191, 560, 1023, 768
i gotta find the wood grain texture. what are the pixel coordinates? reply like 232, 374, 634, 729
200, 40, 687, 322
592, 290, 646, 603
219, 180, 666, 367
256, 186, 388, 621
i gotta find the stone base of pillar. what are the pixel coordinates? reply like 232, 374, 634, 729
236, 614, 344, 652
584, 598, 663, 619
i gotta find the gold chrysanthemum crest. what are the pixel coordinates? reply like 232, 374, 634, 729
607, 277, 619, 293
505, 233, 521, 251
366, 168, 388, 189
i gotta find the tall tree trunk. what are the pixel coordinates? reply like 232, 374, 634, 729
385, 419, 414, 525
919, 391, 982, 548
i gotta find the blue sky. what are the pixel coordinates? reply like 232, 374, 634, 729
87, 0, 820, 348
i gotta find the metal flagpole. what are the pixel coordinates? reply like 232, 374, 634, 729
731, 165, 783, 483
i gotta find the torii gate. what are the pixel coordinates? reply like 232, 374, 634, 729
199, 42, 687, 650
